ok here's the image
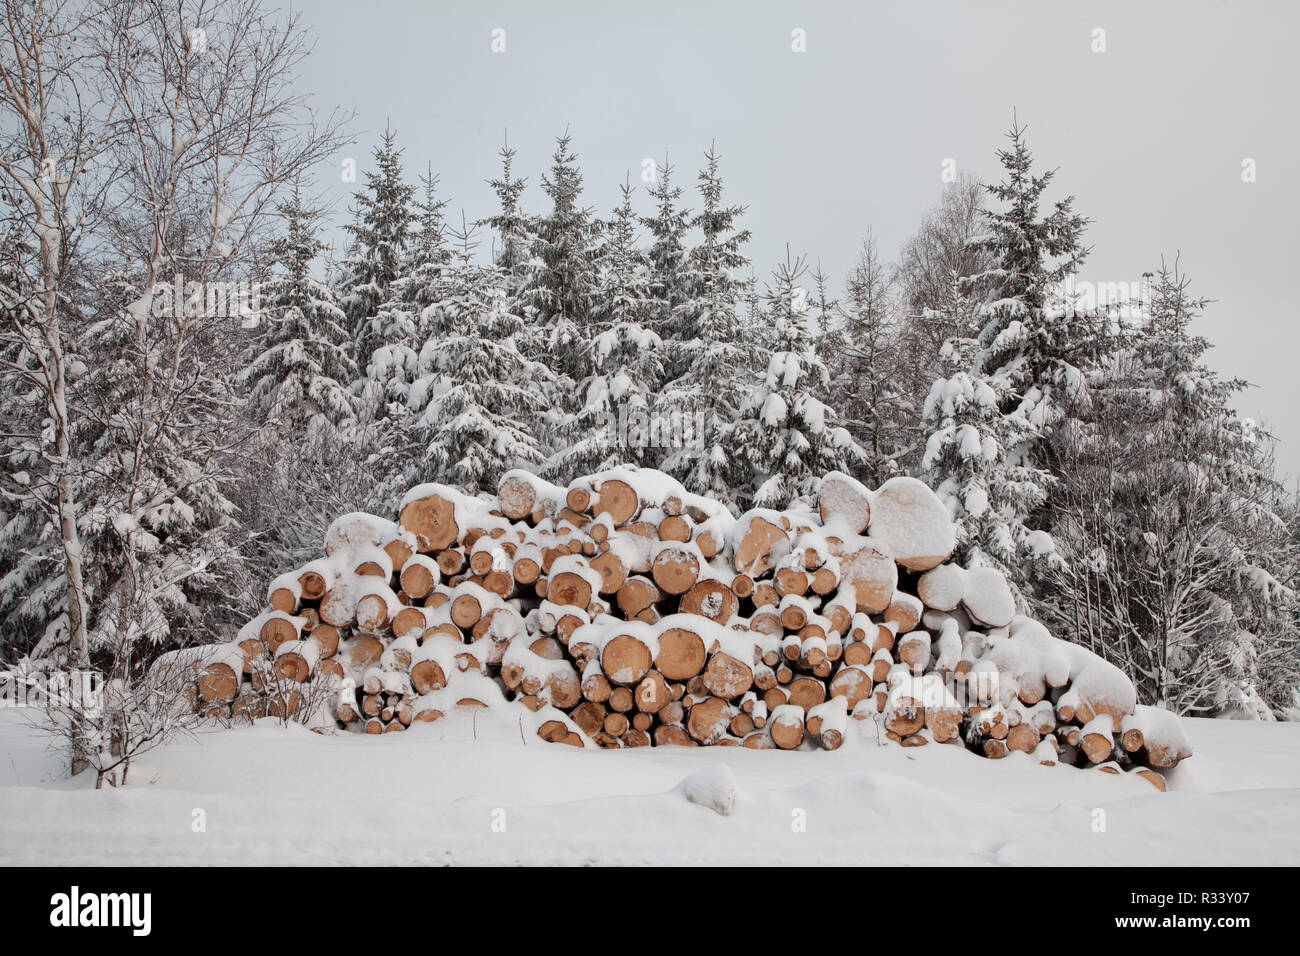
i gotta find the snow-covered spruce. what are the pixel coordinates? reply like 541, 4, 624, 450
192, 467, 1187, 785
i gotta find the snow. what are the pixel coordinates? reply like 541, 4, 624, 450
957, 424, 982, 458
1080, 714, 1114, 746
961, 566, 1016, 628
817, 471, 872, 535
1025, 529, 1055, 556
918, 563, 965, 611
933, 619, 962, 672
266, 569, 304, 605
808, 695, 848, 734
760, 392, 788, 427
352, 544, 395, 579
323, 512, 413, 557
2, 708, 1294, 865
963, 486, 989, 519
1059, 644, 1139, 722
1131, 703, 1193, 756
677, 763, 738, 816
865, 476, 956, 571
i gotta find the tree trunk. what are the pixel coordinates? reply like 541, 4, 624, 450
48, 309, 92, 773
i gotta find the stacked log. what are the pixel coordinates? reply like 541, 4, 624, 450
201, 466, 1189, 788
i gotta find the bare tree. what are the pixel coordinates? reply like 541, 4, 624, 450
883, 176, 996, 473
0, 0, 124, 684
90, 0, 345, 679
27, 643, 200, 788
241, 651, 346, 730
895, 173, 993, 341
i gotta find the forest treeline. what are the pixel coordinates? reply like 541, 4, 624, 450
1, 0, 1295, 719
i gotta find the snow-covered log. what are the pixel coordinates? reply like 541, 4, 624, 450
202, 466, 1188, 780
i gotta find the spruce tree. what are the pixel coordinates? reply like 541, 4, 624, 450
1042, 262, 1299, 716
731, 249, 867, 510
403, 220, 553, 494
0, 226, 59, 656
52, 266, 244, 658
522, 130, 602, 389
361, 166, 450, 426
239, 185, 359, 436
640, 156, 691, 343
921, 271, 1045, 574
677, 145, 751, 345
970, 120, 1100, 454
925, 120, 1105, 581
481, 133, 531, 295
890, 178, 997, 474
657, 148, 753, 502
524, 131, 601, 329
4, 239, 247, 660
338, 128, 416, 367
596, 180, 657, 332
406, 164, 452, 281
544, 179, 662, 478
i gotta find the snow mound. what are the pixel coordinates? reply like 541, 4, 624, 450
677, 763, 739, 816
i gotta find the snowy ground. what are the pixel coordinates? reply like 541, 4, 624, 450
1, 707, 1296, 865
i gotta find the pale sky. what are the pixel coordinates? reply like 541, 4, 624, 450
294, 0, 1300, 482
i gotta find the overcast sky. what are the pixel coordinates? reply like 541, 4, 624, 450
294, 0, 1300, 482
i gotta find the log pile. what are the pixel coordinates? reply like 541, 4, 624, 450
198, 466, 1191, 789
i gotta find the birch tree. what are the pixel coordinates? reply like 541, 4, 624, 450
0, 0, 120, 682
1, 0, 342, 770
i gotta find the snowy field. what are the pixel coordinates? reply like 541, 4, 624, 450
1, 707, 1296, 866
